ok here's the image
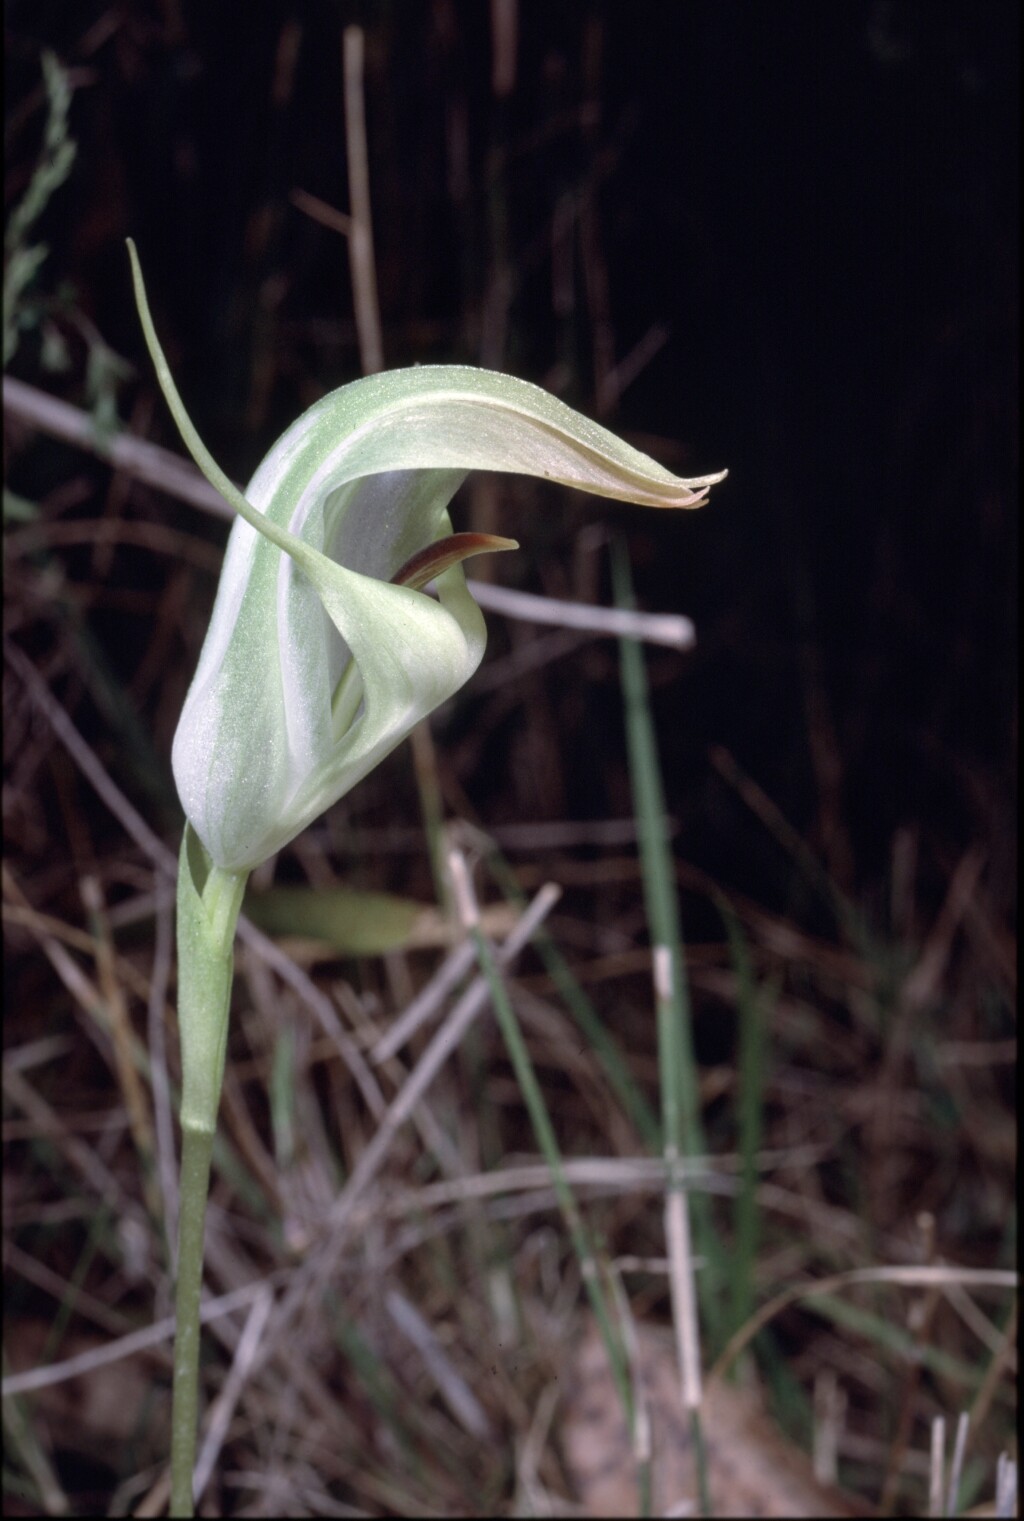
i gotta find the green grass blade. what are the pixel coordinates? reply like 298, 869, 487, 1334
610, 537, 724, 1342
448, 851, 639, 1495
481, 841, 662, 1151
611, 537, 722, 1514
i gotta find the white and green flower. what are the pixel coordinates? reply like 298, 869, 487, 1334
129, 241, 725, 874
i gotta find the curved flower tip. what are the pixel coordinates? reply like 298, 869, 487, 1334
129, 241, 725, 872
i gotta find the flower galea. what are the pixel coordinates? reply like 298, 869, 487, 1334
129, 241, 726, 873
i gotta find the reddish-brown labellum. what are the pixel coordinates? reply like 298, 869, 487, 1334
391, 531, 518, 591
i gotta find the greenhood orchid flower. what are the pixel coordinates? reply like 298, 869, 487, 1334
129, 241, 725, 874
171, 370, 726, 873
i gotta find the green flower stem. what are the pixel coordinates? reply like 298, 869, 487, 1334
170, 1125, 214, 1517
171, 825, 248, 1517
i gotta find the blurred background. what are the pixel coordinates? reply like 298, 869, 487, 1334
3, 2, 1017, 1516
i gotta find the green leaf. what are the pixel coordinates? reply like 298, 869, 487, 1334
243, 885, 425, 956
